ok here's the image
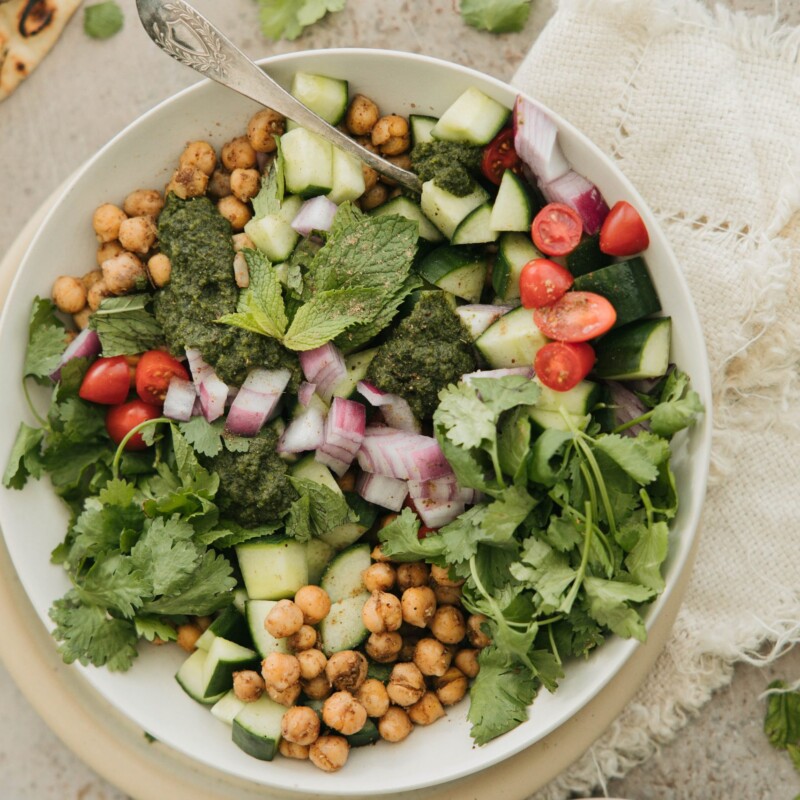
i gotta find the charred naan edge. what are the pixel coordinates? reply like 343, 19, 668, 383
0, 0, 82, 102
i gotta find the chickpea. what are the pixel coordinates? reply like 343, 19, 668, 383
387, 662, 426, 707
431, 564, 464, 588
309, 735, 349, 772
208, 168, 232, 199
191, 616, 209, 631
118, 215, 158, 255
454, 649, 480, 679
232, 670, 265, 702
356, 679, 390, 718
435, 666, 469, 706
294, 585, 331, 625
362, 165, 379, 194
147, 253, 171, 288
336, 470, 356, 493
429, 605, 466, 645
371, 114, 410, 156
408, 692, 446, 726
261, 652, 301, 692
325, 650, 368, 692
433, 582, 463, 606
370, 544, 392, 563
379, 513, 398, 530
230, 168, 261, 203
167, 166, 209, 199
87, 279, 111, 311
354, 135, 379, 154
378, 706, 413, 743
123, 189, 164, 218
179, 140, 217, 176
301, 673, 332, 701
267, 682, 302, 707
176, 623, 202, 653
95, 240, 124, 267
379, 154, 414, 189
92, 203, 127, 243
365, 631, 403, 663
247, 108, 285, 153
413, 638, 452, 677
52, 276, 87, 314
102, 252, 146, 296
288, 624, 317, 652
265, 599, 304, 639
362, 590, 403, 634
217, 195, 252, 231
281, 705, 320, 746
401, 586, 437, 628
362, 562, 396, 593
360, 183, 389, 211
396, 562, 429, 591
467, 614, 492, 649
297, 648, 327, 681
73, 307, 92, 330
279, 739, 309, 760
346, 94, 380, 136
232, 232, 255, 252
322, 690, 367, 735
221, 136, 257, 171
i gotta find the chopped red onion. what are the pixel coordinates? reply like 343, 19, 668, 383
225, 368, 291, 436
605, 380, 651, 437
356, 381, 420, 433
186, 348, 229, 423
278, 407, 325, 453
298, 382, 318, 408
415, 497, 466, 529
299, 343, 347, 402
356, 472, 408, 512
163, 377, 197, 422
513, 95, 571, 185
291, 195, 339, 237
455, 305, 512, 340
315, 446, 351, 477
50, 328, 101, 382
408, 474, 460, 503
357, 428, 453, 482
541, 170, 610, 235
326, 397, 366, 448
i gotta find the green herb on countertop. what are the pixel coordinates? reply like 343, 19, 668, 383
764, 679, 800, 777
84, 1, 124, 40
256, 0, 346, 41
460, 0, 532, 33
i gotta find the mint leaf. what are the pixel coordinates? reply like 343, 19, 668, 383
25, 297, 66, 382
197, 520, 282, 549
256, 0, 345, 41
84, 1, 124, 39
284, 494, 314, 542
251, 143, 285, 218
460, 0, 532, 33
2, 423, 44, 489
90, 294, 164, 357
582, 576, 654, 641
288, 476, 355, 536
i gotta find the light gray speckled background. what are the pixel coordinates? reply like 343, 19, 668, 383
1, 1, 799, 798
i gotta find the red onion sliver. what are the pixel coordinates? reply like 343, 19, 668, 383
299, 343, 347, 402
541, 170, 610, 235
291, 195, 339, 237
50, 328, 101, 382
315, 447, 351, 477
408, 474, 460, 502
186, 348, 229, 423
357, 428, 453, 482
356, 381, 421, 433
455, 305, 512, 340
415, 498, 466, 529
225, 368, 291, 435
298, 382, 318, 408
163, 376, 197, 422
356, 472, 408, 512
513, 95, 571, 186
278, 407, 325, 453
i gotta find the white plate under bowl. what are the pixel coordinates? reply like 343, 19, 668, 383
0, 49, 711, 797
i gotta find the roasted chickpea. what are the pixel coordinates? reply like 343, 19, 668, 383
413, 638, 452, 677
396, 562, 429, 591
87, 279, 111, 311
356, 678, 390, 718
73, 307, 92, 330
230, 168, 261, 203
387, 662, 426, 707
354, 135, 379, 154
362, 590, 403, 634
279, 740, 309, 760
435, 666, 469, 706
361, 165, 379, 193
123, 189, 164, 218
401, 586, 437, 628
454, 648, 480, 679
378, 706, 413, 743
281, 705, 321, 746
467, 614, 492, 649
379, 154, 414, 188
52, 276, 87, 314
309, 735, 349, 772
398, 636, 420, 663
217, 195, 252, 231
118, 215, 157, 255
176, 623, 202, 653
371, 114, 410, 155
431, 564, 464, 587
265, 599, 304, 639
429, 605, 466, 645
232, 232, 255, 252
222, 136, 257, 171
322, 690, 368, 736
346, 94, 380, 136
325, 650, 368, 692
147, 253, 171, 288
261, 652, 301, 692
360, 183, 389, 211
336, 470, 356, 492
233, 670, 265, 702
408, 692, 446, 726
93, 203, 127, 243
207, 168, 232, 199
370, 544, 391, 562
288, 624, 317, 652
267, 682, 302, 707
247, 108, 285, 153
433, 582, 463, 606
102, 252, 146, 296
365, 631, 403, 663
379, 513, 398, 529
362, 562, 396, 593
95, 240, 124, 267
167, 166, 209, 199
294, 585, 332, 625
301, 673, 332, 701
179, 140, 217, 176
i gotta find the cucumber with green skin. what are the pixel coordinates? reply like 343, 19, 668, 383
175, 649, 225, 706
592, 317, 672, 380
431, 87, 510, 145
245, 600, 290, 659
235, 537, 309, 600
196, 605, 251, 652
476, 304, 548, 369
566, 234, 614, 277
290, 72, 349, 125
416, 245, 487, 302
420, 180, 489, 240
410, 114, 438, 145
451, 203, 498, 246
232, 695, 285, 760
369, 196, 444, 243
492, 232, 541, 300
202, 637, 259, 698
489, 171, 533, 233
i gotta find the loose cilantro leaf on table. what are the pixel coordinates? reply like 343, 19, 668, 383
460, 0, 532, 34
90, 294, 164, 357
256, 0, 346, 41
84, 1, 124, 40
764, 680, 800, 777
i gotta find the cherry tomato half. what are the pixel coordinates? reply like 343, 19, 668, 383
519, 258, 574, 309
480, 128, 521, 185
106, 399, 162, 450
78, 356, 131, 405
135, 350, 189, 405
599, 200, 649, 256
531, 203, 583, 257
534, 341, 596, 392
533, 291, 617, 342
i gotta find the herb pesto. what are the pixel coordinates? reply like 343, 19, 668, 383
411, 141, 483, 197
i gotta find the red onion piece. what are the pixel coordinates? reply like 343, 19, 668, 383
314, 446, 351, 477
356, 381, 421, 433
278, 407, 325, 453
186, 348, 229, 423
326, 397, 366, 448
357, 428, 453, 482
408, 474, 460, 503
163, 376, 197, 422
415, 497, 466, 529
513, 95, 571, 185
225, 368, 291, 436
298, 382, 318, 408
455, 305, 512, 339
299, 343, 347, 402
356, 472, 408, 512
291, 195, 339, 237
50, 328, 101, 381
541, 170, 610, 235
605, 380, 651, 437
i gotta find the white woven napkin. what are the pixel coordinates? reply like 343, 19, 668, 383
512, 1, 800, 795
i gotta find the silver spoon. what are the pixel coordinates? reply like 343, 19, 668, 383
135, 0, 422, 194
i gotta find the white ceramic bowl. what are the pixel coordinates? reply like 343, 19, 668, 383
0, 49, 712, 796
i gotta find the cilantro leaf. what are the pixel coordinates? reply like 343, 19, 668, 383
460, 0, 532, 33
435, 383, 496, 449
481, 485, 536, 543
130, 517, 200, 597
69, 496, 146, 565
624, 520, 668, 592
582, 576, 654, 641
24, 297, 66, 383
593, 433, 660, 485
134, 616, 178, 643
378, 508, 446, 563
497, 407, 532, 484
257, 0, 345, 41
469, 375, 541, 416
84, 1, 124, 39
764, 680, 800, 754
2, 423, 44, 489
75, 554, 149, 617
90, 294, 164, 357
511, 538, 576, 610
178, 417, 250, 459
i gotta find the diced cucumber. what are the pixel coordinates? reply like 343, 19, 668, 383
306, 538, 336, 585
244, 195, 302, 262
290, 72, 349, 125
417, 246, 487, 303
535, 378, 600, 416
328, 147, 366, 204
455, 304, 512, 340
211, 690, 247, 726
369, 196, 444, 243
236, 537, 309, 600
232, 587, 249, 615
420, 180, 489, 240
476, 304, 548, 368
566, 234, 613, 277
232, 694, 285, 761
431, 87, 510, 145
331, 347, 380, 399
410, 114, 438, 145
317, 521, 368, 550
319, 593, 370, 656
528, 408, 590, 433
592, 317, 672, 380
196, 605, 250, 652
175, 649, 225, 705
490, 171, 533, 232
451, 204, 498, 246
573, 257, 661, 328
320, 543, 370, 603
492, 232, 541, 300
281, 128, 334, 198
245, 600, 290, 659
347, 718, 380, 747
202, 637, 258, 698
290, 454, 342, 495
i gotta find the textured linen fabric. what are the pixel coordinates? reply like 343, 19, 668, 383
512, 1, 800, 795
